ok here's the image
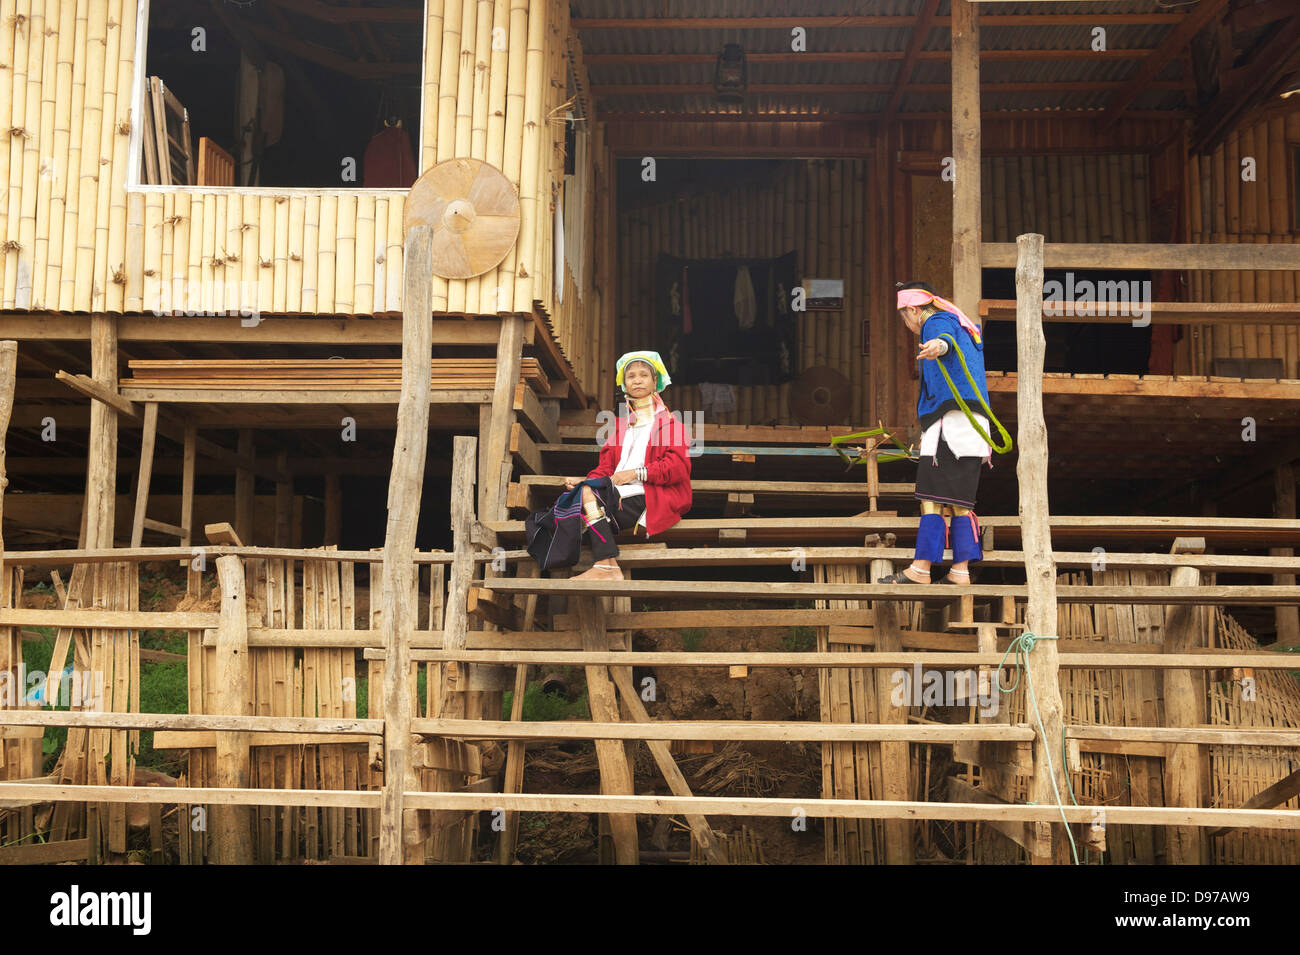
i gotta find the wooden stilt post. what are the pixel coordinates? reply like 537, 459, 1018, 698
274, 450, 292, 548
0, 342, 15, 598
1015, 233, 1068, 865
1164, 537, 1207, 864
235, 429, 254, 545
212, 555, 253, 864
479, 316, 527, 521
1273, 463, 1298, 647
324, 472, 342, 546
181, 422, 199, 593
870, 554, 913, 864
576, 596, 639, 865
951, 0, 982, 320
129, 403, 159, 547
378, 224, 434, 865
608, 666, 727, 864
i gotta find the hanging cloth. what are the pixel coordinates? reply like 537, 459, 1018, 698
362, 124, 417, 188
734, 265, 756, 330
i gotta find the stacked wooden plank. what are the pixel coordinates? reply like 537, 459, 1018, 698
123, 359, 551, 394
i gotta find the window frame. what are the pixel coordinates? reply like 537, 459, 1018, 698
125, 0, 427, 195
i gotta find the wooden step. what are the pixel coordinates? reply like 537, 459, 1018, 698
485, 577, 1300, 606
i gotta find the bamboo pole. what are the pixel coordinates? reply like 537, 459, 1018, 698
15, 0, 48, 308
185, 188, 202, 315
274, 194, 290, 314
3, 0, 30, 307
93, 0, 126, 311
512, 0, 546, 312
29, 0, 58, 306
385, 194, 403, 313
202, 192, 219, 314
420, 0, 446, 172
70, 0, 106, 309
369, 197, 385, 316
237, 193, 257, 319
302, 194, 320, 313
317, 195, 337, 313
258, 194, 275, 316
159, 192, 173, 312
335, 194, 356, 314
171, 192, 191, 316
56, 0, 87, 310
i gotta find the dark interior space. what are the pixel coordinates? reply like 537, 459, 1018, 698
144, 0, 424, 188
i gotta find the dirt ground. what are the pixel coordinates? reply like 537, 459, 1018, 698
514, 621, 829, 865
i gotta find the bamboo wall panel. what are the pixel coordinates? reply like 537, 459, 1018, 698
979, 154, 1151, 244
0, 0, 589, 351
616, 158, 872, 428
1180, 106, 1300, 378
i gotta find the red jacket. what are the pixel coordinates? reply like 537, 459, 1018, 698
585, 409, 692, 537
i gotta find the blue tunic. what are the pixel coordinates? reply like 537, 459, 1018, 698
915, 311, 990, 430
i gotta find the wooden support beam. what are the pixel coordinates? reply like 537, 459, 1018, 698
212, 555, 254, 864
982, 242, 1300, 271
417, 718, 1036, 743
883, 0, 942, 126
480, 317, 528, 520
1015, 233, 1068, 865
951, 0, 981, 320
608, 666, 726, 864
1103, 0, 1229, 125
577, 597, 639, 865
0, 341, 15, 595
378, 223, 433, 866
1206, 769, 1300, 838
871, 554, 912, 864
129, 403, 159, 548
439, 437, 477, 708
1163, 538, 1206, 864
323, 473, 342, 546
234, 431, 255, 546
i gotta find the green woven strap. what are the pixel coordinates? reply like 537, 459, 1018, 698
933, 333, 1013, 455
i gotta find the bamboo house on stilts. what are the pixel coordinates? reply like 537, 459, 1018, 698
0, 0, 1298, 866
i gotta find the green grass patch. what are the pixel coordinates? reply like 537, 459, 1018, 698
680, 627, 706, 651
780, 626, 817, 652
501, 682, 590, 721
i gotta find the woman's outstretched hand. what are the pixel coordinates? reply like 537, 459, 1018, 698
917, 338, 948, 361
564, 476, 580, 489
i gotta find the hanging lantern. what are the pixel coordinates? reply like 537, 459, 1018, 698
714, 44, 747, 104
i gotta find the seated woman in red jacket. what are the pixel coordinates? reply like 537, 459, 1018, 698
566, 351, 692, 580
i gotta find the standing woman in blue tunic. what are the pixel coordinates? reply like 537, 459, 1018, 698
878, 282, 992, 586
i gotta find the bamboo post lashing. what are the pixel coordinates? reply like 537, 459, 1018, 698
1015, 233, 1067, 865
378, 223, 434, 865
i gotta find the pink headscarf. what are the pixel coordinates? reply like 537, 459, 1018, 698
897, 288, 982, 343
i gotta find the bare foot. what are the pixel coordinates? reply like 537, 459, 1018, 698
572, 561, 624, 581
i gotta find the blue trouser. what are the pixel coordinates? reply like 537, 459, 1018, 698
914, 510, 982, 563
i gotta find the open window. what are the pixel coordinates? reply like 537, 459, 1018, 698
137, 0, 424, 189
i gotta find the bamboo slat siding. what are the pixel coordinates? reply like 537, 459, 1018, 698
981, 154, 1151, 244
0, 0, 584, 339
1181, 108, 1300, 379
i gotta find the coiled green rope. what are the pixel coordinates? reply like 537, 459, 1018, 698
934, 333, 1013, 454
995, 630, 1081, 865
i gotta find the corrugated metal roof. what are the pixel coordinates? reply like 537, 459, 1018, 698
575, 0, 1197, 117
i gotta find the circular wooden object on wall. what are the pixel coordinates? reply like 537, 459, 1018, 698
404, 158, 521, 279
790, 365, 852, 426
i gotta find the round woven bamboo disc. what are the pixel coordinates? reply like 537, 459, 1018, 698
790, 365, 851, 425
405, 158, 521, 279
